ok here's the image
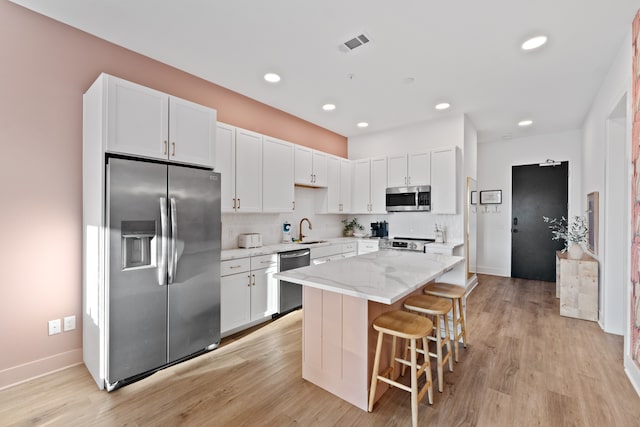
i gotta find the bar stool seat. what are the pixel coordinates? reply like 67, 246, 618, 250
404, 294, 453, 392
424, 282, 467, 362
368, 310, 433, 427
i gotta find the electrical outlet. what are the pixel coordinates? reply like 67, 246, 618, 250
63, 315, 76, 332
48, 319, 61, 335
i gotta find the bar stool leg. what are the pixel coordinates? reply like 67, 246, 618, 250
423, 336, 433, 405
458, 298, 467, 348
410, 338, 418, 427
368, 331, 384, 412
434, 314, 444, 392
451, 300, 459, 362
443, 311, 453, 372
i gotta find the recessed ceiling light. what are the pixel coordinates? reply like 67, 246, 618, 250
357, 122, 369, 128
521, 36, 547, 50
403, 77, 415, 84
435, 102, 450, 110
322, 104, 336, 111
518, 120, 533, 127
264, 73, 281, 83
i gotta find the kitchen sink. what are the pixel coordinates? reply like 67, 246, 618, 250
298, 240, 328, 245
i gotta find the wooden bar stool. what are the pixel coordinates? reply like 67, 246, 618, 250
403, 294, 453, 392
424, 282, 467, 362
368, 310, 433, 427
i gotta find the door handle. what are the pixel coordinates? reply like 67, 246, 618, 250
168, 198, 178, 284
158, 197, 168, 286
513, 217, 518, 225
513, 229, 518, 233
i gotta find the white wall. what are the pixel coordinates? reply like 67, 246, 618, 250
580, 28, 639, 395
348, 114, 475, 243
477, 130, 583, 276
581, 30, 631, 337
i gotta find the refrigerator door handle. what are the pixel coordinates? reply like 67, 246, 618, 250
158, 197, 168, 286
168, 197, 178, 284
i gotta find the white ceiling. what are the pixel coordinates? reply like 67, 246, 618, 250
10, 0, 640, 142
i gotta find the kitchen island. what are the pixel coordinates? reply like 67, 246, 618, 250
274, 250, 464, 410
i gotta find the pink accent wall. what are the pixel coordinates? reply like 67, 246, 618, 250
0, 0, 346, 388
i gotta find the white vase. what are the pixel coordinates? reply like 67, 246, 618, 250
567, 242, 584, 260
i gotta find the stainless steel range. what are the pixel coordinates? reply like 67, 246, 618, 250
379, 237, 435, 252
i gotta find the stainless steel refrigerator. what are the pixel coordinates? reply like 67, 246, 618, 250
106, 156, 220, 389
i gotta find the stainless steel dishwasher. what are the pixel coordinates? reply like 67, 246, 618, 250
277, 248, 310, 316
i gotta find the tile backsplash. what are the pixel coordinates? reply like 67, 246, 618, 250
221, 187, 463, 249
221, 187, 345, 249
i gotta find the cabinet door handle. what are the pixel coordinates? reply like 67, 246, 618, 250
229, 265, 242, 269
171, 142, 176, 157
408, 176, 411, 185
164, 140, 168, 155
238, 198, 241, 209
247, 275, 251, 286
292, 201, 295, 210
252, 274, 256, 286
233, 198, 236, 209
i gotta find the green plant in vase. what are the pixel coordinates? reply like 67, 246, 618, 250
543, 215, 588, 259
341, 217, 364, 237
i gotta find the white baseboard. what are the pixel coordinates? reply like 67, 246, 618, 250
476, 265, 510, 277
624, 354, 640, 398
0, 348, 82, 390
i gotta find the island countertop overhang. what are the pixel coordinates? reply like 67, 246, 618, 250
274, 251, 464, 305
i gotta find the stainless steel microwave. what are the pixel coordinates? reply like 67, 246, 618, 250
386, 185, 431, 212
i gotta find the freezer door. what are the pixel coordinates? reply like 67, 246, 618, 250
167, 167, 221, 361
107, 158, 168, 384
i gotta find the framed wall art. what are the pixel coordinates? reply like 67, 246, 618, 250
480, 190, 502, 205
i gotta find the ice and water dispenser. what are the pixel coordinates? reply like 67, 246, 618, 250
121, 220, 157, 270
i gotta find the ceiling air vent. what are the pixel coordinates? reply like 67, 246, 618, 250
340, 33, 371, 53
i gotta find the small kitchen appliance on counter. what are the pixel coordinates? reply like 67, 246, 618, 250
379, 237, 435, 252
370, 221, 389, 238
238, 233, 263, 248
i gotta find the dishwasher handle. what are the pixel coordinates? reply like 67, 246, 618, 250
279, 250, 311, 259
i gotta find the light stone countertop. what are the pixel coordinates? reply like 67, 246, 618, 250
274, 250, 464, 304
427, 241, 464, 250
221, 237, 359, 260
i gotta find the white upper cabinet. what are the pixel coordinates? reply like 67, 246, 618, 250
168, 97, 216, 167
352, 159, 371, 213
351, 157, 387, 214
430, 147, 458, 214
340, 159, 352, 213
319, 156, 351, 213
370, 157, 388, 213
234, 128, 263, 212
295, 146, 328, 187
104, 74, 215, 167
215, 123, 236, 213
387, 152, 430, 187
407, 152, 431, 186
387, 154, 408, 187
263, 136, 294, 212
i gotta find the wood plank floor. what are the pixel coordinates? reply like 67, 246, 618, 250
2, 274, 639, 426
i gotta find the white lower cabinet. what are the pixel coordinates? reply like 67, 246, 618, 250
221, 254, 278, 336
357, 239, 379, 255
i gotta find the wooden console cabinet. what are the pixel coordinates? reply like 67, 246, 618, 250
555, 251, 598, 321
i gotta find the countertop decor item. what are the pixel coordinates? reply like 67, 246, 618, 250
543, 215, 588, 259
342, 217, 364, 237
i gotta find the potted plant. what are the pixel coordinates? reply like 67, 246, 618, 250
341, 217, 364, 237
542, 215, 588, 259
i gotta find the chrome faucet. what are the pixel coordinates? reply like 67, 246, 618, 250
299, 217, 312, 242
